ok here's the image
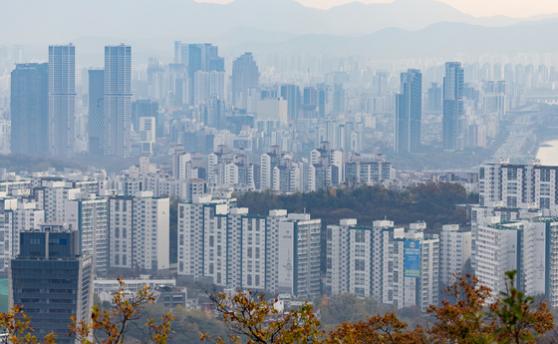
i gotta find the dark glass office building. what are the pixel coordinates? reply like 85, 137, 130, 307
9, 226, 93, 343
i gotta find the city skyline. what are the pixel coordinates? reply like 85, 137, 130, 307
3, 0, 558, 341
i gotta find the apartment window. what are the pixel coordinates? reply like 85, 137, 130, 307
355, 231, 366, 243
541, 169, 551, 182
355, 259, 365, 271
507, 168, 518, 180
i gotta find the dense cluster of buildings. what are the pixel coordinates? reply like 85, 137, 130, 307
3, 34, 558, 342
6, 154, 558, 338
4, 39, 551, 170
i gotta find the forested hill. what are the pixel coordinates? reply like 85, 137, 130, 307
237, 183, 477, 230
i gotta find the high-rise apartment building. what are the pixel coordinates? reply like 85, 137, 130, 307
395, 69, 422, 153
474, 221, 522, 299
439, 225, 471, 286
109, 192, 170, 272
276, 213, 322, 299
48, 44, 76, 157
10, 63, 49, 156
326, 219, 438, 310
104, 45, 132, 157
65, 196, 109, 275
479, 163, 558, 210
442, 62, 464, 151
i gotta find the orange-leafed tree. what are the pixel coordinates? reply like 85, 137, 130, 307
325, 312, 426, 344
0, 305, 56, 344
427, 274, 495, 343
70, 278, 174, 344
204, 291, 322, 344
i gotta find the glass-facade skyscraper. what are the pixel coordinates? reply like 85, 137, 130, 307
48, 44, 76, 158
443, 62, 464, 151
10, 63, 49, 156
88, 69, 104, 155
395, 69, 422, 154
9, 227, 93, 343
104, 45, 132, 157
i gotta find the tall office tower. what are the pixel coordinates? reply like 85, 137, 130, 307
427, 82, 442, 114
10, 227, 93, 343
280, 84, 301, 120
231, 52, 260, 110
65, 196, 109, 275
395, 69, 422, 153
10, 63, 49, 156
48, 45, 76, 157
442, 62, 464, 151
175, 42, 224, 105
482, 80, 507, 118
332, 84, 345, 115
109, 192, 169, 272
317, 84, 328, 117
88, 69, 104, 154
276, 213, 322, 299
439, 225, 471, 286
302, 86, 318, 117
104, 45, 132, 157
132, 99, 158, 131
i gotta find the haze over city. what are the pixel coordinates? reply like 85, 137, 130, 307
201, 0, 558, 17
2, 0, 558, 343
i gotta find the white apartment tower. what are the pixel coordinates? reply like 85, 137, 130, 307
440, 225, 472, 286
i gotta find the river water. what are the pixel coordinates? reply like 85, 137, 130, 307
537, 140, 558, 166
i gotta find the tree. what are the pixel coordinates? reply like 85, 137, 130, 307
491, 271, 554, 344
204, 291, 322, 344
0, 305, 56, 344
325, 313, 426, 344
70, 278, 175, 344
427, 274, 496, 343
318, 294, 392, 327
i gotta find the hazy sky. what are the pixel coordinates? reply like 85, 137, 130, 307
200, 0, 558, 18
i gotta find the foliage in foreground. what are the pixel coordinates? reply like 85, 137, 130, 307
205, 271, 554, 344
0, 271, 554, 344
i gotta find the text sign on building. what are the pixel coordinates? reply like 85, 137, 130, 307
404, 239, 421, 278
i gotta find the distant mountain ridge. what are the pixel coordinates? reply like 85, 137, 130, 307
247, 18, 558, 58
1, 0, 557, 62
0, 0, 528, 44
